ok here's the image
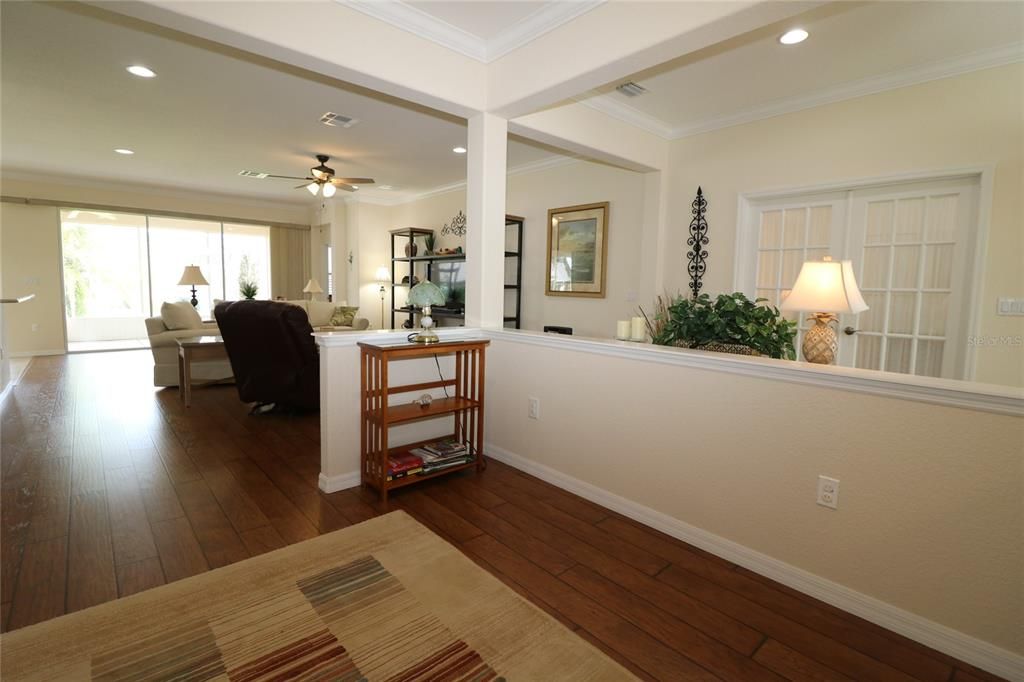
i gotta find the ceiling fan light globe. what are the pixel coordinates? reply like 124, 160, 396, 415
322, 183, 337, 198
306, 182, 320, 196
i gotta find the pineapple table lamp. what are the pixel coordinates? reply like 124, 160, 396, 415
407, 280, 446, 344
781, 256, 868, 365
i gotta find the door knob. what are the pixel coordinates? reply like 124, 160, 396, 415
843, 326, 859, 336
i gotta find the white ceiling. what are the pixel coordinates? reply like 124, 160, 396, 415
0, 2, 563, 205
405, 1, 549, 40
582, 1, 1024, 138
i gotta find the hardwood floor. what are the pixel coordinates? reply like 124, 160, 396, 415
0, 352, 1004, 681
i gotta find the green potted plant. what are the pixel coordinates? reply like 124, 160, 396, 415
239, 281, 258, 300
646, 292, 797, 360
424, 233, 435, 255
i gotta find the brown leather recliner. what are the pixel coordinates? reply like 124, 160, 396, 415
214, 300, 319, 412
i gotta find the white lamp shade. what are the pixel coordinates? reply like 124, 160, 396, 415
321, 183, 337, 198
303, 278, 323, 294
177, 265, 209, 286
780, 258, 868, 314
375, 266, 390, 283
306, 182, 319, 196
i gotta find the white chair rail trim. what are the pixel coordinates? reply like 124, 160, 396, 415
483, 328, 1024, 417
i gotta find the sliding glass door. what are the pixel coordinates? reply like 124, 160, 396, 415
61, 210, 272, 351
61, 210, 151, 351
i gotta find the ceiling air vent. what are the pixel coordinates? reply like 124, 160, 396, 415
616, 81, 648, 97
320, 112, 359, 128
238, 170, 268, 179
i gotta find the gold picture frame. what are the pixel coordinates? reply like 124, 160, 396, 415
545, 202, 609, 298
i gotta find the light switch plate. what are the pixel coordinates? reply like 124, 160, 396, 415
997, 298, 1024, 316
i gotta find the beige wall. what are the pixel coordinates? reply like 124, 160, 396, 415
0, 175, 312, 354
664, 64, 1024, 386
0, 208, 9, 389
388, 160, 649, 337
0, 203, 65, 355
484, 334, 1023, 655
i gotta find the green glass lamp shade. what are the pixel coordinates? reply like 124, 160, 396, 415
407, 280, 446, 308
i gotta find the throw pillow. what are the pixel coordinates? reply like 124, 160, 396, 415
160, 301, 203, 330
330, 306, 359, 327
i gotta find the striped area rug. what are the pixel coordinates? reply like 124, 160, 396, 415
1, 511, 632, 680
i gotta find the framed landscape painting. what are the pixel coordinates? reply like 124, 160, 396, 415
546, 202, 609, 297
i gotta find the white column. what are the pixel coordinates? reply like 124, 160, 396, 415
464, 112, 508, 328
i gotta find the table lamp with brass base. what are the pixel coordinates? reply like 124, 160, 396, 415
781, 257, 868, 365
407, 280, 446, 344
177, 265, 209, 308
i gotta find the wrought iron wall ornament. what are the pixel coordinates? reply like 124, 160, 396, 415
686, 186, 709, 298
441, 210, 467, 237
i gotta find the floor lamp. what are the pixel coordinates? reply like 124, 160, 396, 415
375, 266, 390, 329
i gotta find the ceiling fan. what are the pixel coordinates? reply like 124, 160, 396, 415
243, 154, 374, 198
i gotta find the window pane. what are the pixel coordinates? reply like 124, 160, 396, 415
61, 210, 150, 347
922, 245, 953, 289
782, 209, 806, 248
760, 211, 782, 248
224, 223, 271, 302
855, 334, 882, 371
894, 197, 925, 243
755, 289, 777, 306
926, 194, 959, 242
919, 293, 949, 336
757, 251, 780, 288
891, 245, 920, 289
861, 247, 889, 289
807, 206, 831, 247
885, 337, 912, 374
859, 292, 886, 333
888, 292, 917, 334
148, 217, 224, 319
865, 201, 894, 244
915, 340, 944, 377
780, 250, 804, 288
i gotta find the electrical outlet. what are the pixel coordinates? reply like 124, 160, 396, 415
528, 397, 540, 420
817, 475, 840, 509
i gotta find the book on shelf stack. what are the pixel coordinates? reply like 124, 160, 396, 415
386, 452, 423, 481
410, 438, 473, 473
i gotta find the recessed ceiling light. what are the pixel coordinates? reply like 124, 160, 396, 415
452, 146, 467, 154
126, 65, 156, 78
114, 148, 135, 155
779, 28, 809, 45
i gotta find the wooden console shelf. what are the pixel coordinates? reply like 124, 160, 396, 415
358, 338, 489, 502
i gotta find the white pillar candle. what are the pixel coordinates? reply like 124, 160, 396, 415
630, 316, 646, 341
616, 320, 630, 340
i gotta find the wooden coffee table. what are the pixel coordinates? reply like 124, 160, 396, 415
176, 335, 229, 407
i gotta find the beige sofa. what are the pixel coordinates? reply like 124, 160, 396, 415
144, 317, 233, 387
145, 300, 368, 387
281, 300, 370, 332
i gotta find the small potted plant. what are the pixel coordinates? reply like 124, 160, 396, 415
424, 233, 435, 255
240, 281, 258, 300
646, 292, 797, 359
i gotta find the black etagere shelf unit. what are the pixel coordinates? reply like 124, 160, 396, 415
389, 215, 523, 330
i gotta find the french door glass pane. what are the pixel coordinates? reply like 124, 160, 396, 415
888, 292, 917, 334
885, 337, 913, 373
894, 198, 925, 243
861, 247, 889, 289
855, 334, 882, 371
865, 201, 893, 244
61, 210, 150, 348
919, 293, 949, 336
760, 211, 782, 248
782, 209, 806, 248
224, 223, 271, 302
915, 340, 945, 377
858, 292, 886, 332
808, 206, 831, 246
757, 252, 780, 288
922, 245, 953, 289
148, 216, 224, 319
926, 195, 958, 241
891, 245, 920, 289
780, 250, 804, 285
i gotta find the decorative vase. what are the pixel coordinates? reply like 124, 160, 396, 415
405, 242, 418, 257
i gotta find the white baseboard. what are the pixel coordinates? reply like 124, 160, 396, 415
11, 349, 64, 357
485, 443, 1024, 681
318, 471, 361, 493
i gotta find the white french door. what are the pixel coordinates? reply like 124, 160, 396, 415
738, 173, 981, 380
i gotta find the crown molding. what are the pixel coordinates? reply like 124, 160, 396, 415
670, 42, 1024, 139
336, 0, 603, 63
576, 43, 1024, 142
